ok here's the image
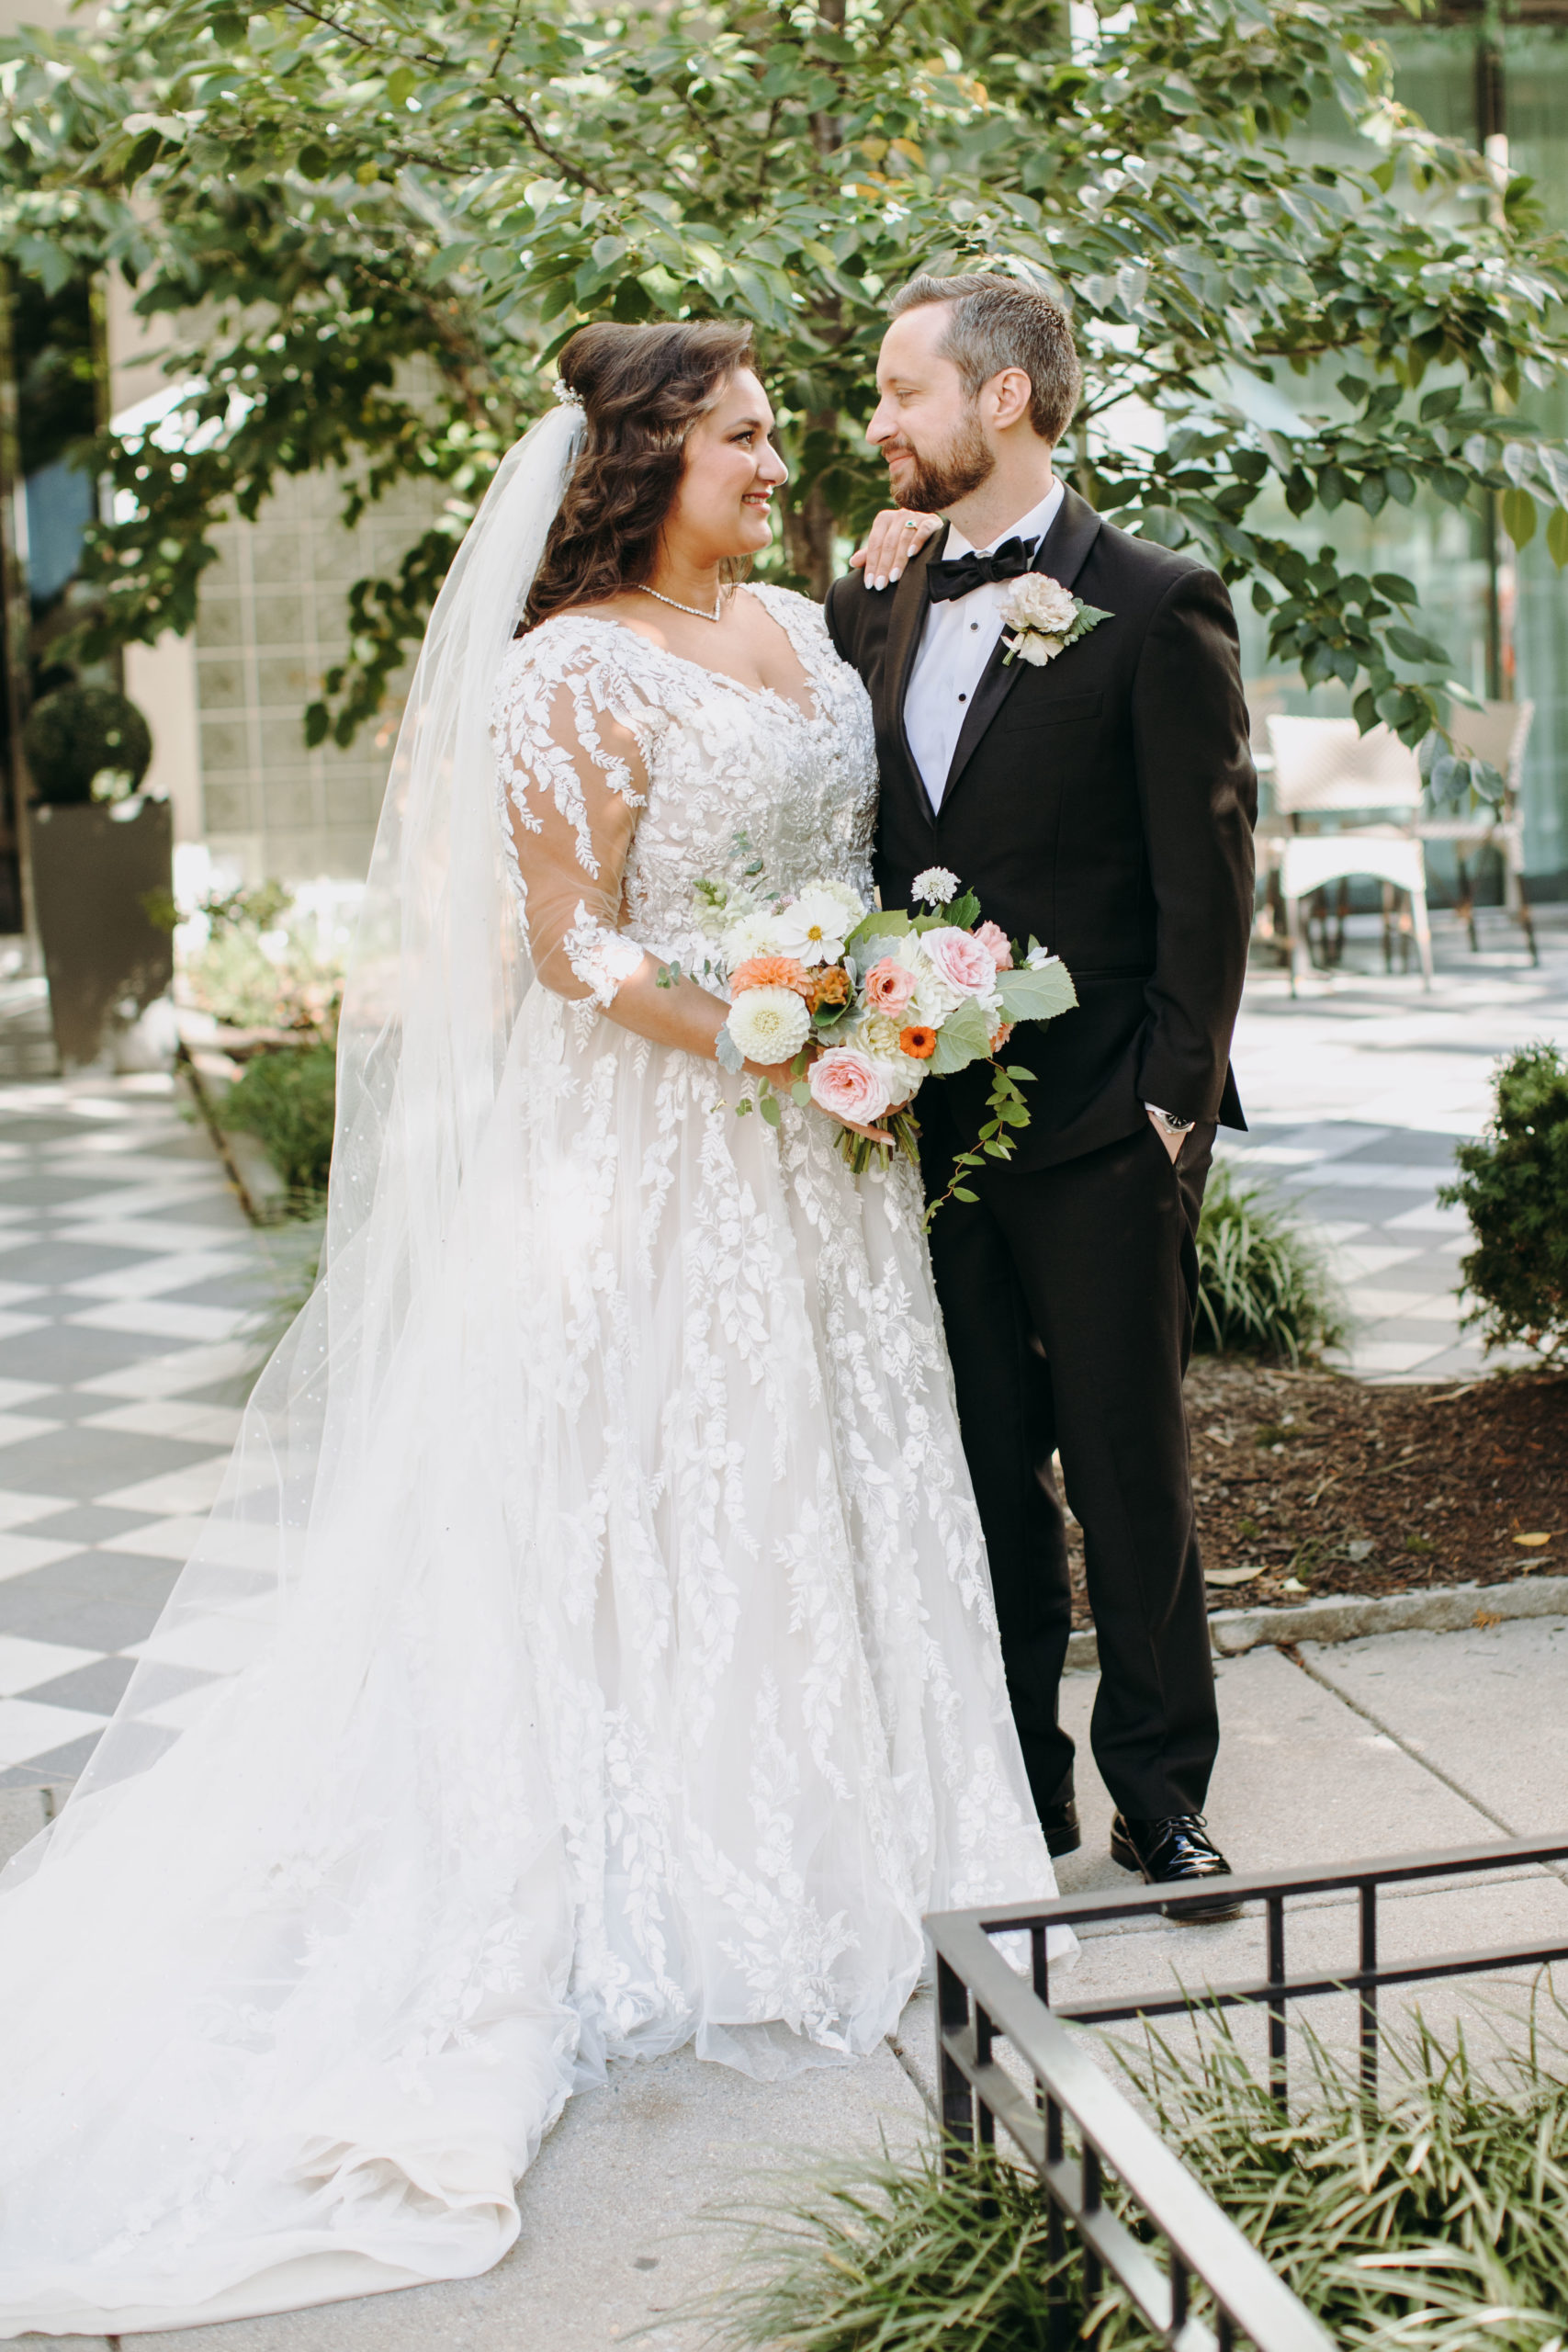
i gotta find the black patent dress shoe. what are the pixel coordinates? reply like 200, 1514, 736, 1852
1039, 1796, 1081, 1859
1110, 1812, 1241, 1921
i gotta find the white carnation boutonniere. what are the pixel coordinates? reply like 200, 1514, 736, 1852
999, 573, 1112, 668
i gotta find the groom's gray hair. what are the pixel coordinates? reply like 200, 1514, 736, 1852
888, 271, 1082, 446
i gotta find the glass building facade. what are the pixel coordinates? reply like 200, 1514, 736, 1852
1235, 8, 1568, 894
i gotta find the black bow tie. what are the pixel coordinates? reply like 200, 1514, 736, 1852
925, 536, 1039, 604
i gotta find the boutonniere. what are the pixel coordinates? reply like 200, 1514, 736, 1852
999, 574, 1113, 667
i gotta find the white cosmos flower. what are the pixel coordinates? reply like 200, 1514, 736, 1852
912, 866, 960, 907
774, 883, 857, 967
723, 985, 811, 1064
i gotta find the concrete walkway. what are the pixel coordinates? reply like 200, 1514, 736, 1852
5, 1614, 1564, 2352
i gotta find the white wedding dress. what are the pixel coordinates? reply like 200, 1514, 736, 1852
0, 553, 1059, 2335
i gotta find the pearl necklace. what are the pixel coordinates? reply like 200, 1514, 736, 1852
638, 584, 725, 623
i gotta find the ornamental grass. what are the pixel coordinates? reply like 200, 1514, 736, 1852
711, 1996, 1568, 2350
1194, 1162, 1348, 1365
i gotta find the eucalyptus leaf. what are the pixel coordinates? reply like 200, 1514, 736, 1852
997, 961, 1079, 1024
924, 998, 995, 1077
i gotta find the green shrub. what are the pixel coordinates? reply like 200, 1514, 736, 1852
711, 2005, 1568, 2351
176, 881, 344, 1038
220, 1044, 336, 1207
1194, 1161, 1346, 1364
23, 684, 152, 805
1438, 1042, 1568, 1363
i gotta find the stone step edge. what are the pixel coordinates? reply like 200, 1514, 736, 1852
1063, 1571, 1568, 1674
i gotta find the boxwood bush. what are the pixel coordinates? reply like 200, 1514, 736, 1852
23, 684, 152, 804
1439, 1042, 1568, 1364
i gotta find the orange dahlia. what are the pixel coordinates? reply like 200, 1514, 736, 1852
730, 954, 814, 1000
899, 1024, 938, 1060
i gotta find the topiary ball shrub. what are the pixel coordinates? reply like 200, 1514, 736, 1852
23, 684, 153, 806
220, 1044, 337, 1208
1193, 1161, 1346, 1365
1439, 1041, 1568, 1364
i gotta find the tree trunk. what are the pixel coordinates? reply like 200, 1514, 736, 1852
781, 0, 846, 602
781, 432, 838, 602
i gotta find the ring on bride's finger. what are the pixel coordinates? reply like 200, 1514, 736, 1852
903, 516, 920, 529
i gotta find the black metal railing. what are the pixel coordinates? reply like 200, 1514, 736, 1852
927, 1831, 1568, 2350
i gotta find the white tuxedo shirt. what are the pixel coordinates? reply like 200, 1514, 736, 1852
903, 479, 1065, 812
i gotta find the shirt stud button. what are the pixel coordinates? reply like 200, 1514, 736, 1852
958, 692, 966, 701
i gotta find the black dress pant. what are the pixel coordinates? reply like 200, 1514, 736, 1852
921, 1099, 1219, 1823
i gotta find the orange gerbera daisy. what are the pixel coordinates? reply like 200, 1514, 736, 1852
730, 954, 814, 1000
899, 1024, 938, 1060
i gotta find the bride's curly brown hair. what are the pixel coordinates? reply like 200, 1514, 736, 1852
523, 320, 758, 631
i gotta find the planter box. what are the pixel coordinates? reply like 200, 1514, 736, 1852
27, 797, 174, 1069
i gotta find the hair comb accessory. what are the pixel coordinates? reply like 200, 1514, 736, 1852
552, 378, 584, 410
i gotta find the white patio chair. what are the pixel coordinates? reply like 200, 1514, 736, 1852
1263, 716, 1432, 991
1413, 698, 1536, 964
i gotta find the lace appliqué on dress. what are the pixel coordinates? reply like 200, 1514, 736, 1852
563, 902, 646, 1008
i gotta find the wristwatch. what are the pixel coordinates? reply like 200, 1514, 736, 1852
1146, 1103, 1195, 1136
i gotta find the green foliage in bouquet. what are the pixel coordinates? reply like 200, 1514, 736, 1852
1438, 1042, 1568, 1364
1194, 1160, 1347, 1363
220, 1043, 337, 1208
710, 2001, 1568, 2351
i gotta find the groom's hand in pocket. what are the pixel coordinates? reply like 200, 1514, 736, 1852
1146, 1107, 1187, 1164
850, 509, 943, 592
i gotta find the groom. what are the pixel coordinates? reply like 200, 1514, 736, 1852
826, 273, 1257, 1913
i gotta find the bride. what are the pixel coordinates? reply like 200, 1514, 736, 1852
0, 318, 1062, 2337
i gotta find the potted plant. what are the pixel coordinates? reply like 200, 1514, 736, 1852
23, 682, 172, 1069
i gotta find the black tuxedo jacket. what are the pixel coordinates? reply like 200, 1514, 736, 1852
824, 487, 1257, 1169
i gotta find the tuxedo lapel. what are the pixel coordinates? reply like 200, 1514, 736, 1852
940, 484, 1104, 810
885, 523, 947, 815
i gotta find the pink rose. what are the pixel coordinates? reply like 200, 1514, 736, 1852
921, 926, 998, 998
975, 921, 1013, 972
863, 956, 918, 1017
808, 1046, 892, 1125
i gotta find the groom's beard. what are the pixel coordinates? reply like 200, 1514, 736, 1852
886, 410, 994, 514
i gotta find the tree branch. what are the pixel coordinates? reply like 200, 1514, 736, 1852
282, 0, 608, 193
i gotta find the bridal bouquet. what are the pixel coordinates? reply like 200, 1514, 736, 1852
679, 854, 1077, 1216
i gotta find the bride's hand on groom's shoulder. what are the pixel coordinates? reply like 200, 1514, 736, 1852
850, 509, 942, 592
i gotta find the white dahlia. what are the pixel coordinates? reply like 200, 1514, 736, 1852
723, 985, 811, 1065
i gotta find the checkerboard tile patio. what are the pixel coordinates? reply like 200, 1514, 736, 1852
0, 906, 1562, 1784
1227, 908, 1568, 1382
0, 1066, 277, 1788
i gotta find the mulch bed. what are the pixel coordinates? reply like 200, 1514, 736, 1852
1064, 1360, 1568, 1628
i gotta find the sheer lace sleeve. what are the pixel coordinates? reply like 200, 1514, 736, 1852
491, 635, 654, 1004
